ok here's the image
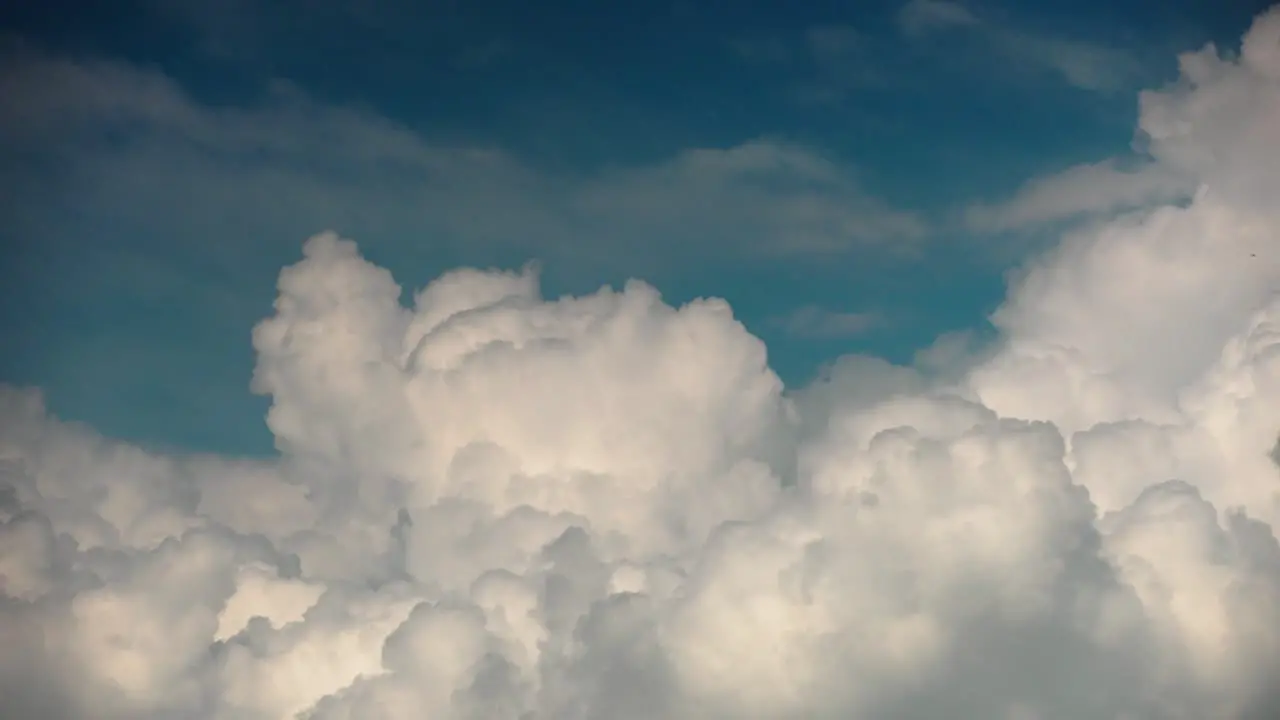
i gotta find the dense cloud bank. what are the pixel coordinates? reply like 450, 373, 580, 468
3, 8, 1280, 719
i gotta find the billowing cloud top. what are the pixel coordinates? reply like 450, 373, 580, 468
2, 7, 1280, 720
966, 6, 1280, 234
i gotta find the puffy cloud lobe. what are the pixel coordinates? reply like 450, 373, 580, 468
1140, 8, 1280, 217
3, 8, 1280, 719
967, 5, 1280, 234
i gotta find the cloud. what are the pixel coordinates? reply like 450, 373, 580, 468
897, 0, 1143, 92
1001, 33, 1143, 93
769, 304, 883, 339
964, 159, 1196, 233
575, 140, 926, 256
898, 0, 979, 37
966, 6, 1280, 234
0, 44, 925, 276
3, 6, 1280, 720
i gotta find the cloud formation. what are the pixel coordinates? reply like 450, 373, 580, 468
964, 159, 1196, 233
898, 0, 1143, 92
898, 0, 980, 36
967, 5, 1280, 234
770, 304, 883, 339
3, 7, 1280, 720
0, 44, 924, 272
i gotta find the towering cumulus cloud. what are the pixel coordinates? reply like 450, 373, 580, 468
3, 9, 1280, 720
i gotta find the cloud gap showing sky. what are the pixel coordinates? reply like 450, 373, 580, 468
2, 3, 1280, 720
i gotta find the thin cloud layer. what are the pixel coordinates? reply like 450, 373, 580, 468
3, 7, 1280, 720
770, 304, 883, 339
0, 45, 924, 270
964, 159, 1196, 233
898, 0, 1143, 92
898, 0, 979, 36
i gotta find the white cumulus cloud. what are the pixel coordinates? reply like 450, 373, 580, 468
966, 6, 1280, 235
3, 6, 1280, 720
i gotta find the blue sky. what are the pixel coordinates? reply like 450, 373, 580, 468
0, 0, 1271, 455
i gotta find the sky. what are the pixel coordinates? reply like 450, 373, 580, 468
2, 2, 1280, 719
0, 0, 1271, 455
